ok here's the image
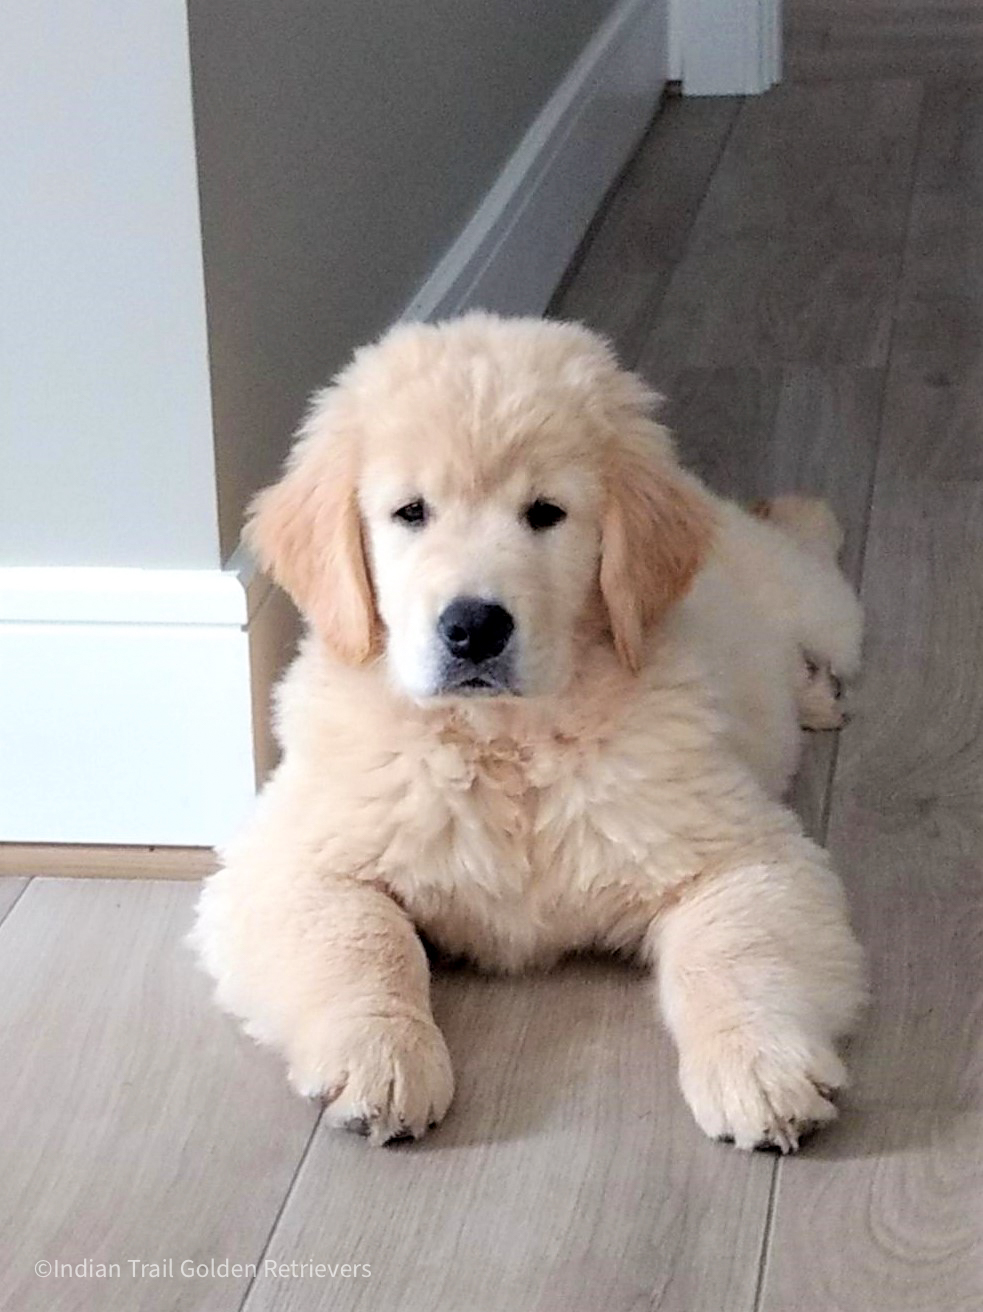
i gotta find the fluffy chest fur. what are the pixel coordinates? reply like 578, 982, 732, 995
378, 714, 658, 969
269, 626, 785, 972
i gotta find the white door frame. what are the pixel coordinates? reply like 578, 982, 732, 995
670, 0, 781, 95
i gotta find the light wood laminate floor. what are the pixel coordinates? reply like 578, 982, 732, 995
786, 0, 983, 81
3, 26, 983, 1312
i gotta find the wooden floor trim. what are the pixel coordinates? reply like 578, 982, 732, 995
0, 843, 217, 880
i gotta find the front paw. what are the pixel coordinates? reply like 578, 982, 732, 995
287, 1013, 454, 1145
679, 1031, 847, 1153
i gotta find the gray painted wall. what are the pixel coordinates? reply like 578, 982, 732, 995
188, 0, 621, 561
0, 3, 219, 568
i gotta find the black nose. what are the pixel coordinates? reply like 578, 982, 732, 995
437, 598, 514, 663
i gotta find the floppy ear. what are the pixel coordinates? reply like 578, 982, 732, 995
600, 424, 715, 673
244, 392, 379, 664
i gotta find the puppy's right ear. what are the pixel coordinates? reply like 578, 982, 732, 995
244, 391, 379, 664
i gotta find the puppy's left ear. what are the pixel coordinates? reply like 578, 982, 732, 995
600, 420, 715, 673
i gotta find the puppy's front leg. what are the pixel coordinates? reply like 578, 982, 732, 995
648, 833, 866, 1152
194, 859, 453, 1144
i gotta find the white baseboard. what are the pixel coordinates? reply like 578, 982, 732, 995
403, 0, 668, 322
0, 565, 265, 847
676, 0, 781, 96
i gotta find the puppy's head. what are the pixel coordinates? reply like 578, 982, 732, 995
247, 314, 713, 699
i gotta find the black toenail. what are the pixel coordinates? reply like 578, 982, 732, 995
384, 1129, 416, 1146
831, 674, 843, 699
792, 1121, 822, 1148
345, 1116, 371, 1137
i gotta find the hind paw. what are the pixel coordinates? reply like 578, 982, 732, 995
797, 653, 849, 731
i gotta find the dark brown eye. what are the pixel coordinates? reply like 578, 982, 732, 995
393, 499, 428, 527
524, 499, 567, 531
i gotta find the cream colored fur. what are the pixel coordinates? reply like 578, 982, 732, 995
192, 314, 866, 1152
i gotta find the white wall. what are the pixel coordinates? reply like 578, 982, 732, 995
0, 2, 219, 568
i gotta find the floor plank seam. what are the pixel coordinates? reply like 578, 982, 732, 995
818, 728, 844, 840
628, 99, 746, 371
622, 99, 745, 369
235, 1106, 326, 1312
876, 71, 929, 373
871, 72, 929, 364
822, 78, 925, 849
813, 358, 884, 844
750, 1158, 781, 1312
0, 878, 32, 934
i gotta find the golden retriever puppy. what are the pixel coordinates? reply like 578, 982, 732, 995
192, 314, 866, 1152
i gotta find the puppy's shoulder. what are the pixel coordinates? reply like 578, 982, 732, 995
273, 633, 403, 758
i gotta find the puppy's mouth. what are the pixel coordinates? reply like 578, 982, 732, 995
434, 657, 519, 698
